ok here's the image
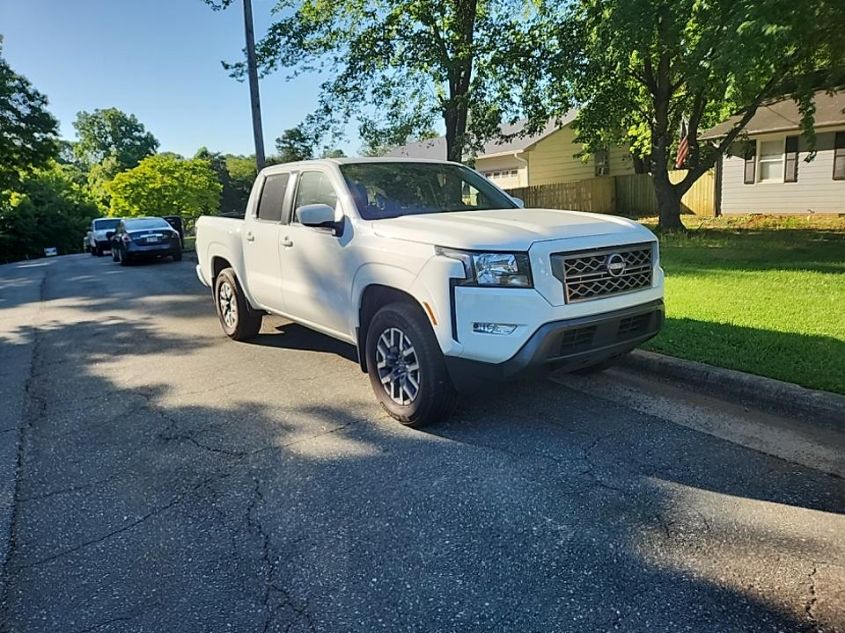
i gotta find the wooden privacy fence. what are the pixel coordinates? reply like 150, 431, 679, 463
506, 178, 616, 214
507, 170, 716, 217
615, 170, 715, 217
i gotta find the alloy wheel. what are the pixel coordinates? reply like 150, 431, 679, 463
375, 327, 420, 405
218, 281, 238, 329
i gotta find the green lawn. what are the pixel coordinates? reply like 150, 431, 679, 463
641, 215, 845, 395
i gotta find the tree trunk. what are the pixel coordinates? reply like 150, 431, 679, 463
444, 104, 462, 163
652, 173, 685, 232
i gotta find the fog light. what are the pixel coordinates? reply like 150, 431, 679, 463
473, 322, 517, 335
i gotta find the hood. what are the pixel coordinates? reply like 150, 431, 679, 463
370, 208, 650, 250
93, 229, 112, 239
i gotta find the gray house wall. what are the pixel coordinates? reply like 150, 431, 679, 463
721, 127, 845, 214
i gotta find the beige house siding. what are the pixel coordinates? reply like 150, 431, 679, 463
526, 128, 594, 186
721, 128, 845, 214
475, 155, 528, 189
608, 146, 636, 177
525, 127, 635, 186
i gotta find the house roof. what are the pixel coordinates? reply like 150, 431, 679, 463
700, 90, 845, 140
386, 110, 579, 160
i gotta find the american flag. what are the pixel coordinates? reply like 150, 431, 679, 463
675, 120, 689, 168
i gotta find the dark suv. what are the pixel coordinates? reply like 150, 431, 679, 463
111, 217, 183, 265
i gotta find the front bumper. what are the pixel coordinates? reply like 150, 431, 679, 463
444, 300, 663, 391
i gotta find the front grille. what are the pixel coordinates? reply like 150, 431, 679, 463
554, 244, 653, 303
558, 325, 597, 354
617, 313, 651, 337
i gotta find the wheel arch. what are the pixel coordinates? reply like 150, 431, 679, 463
356, 284, 429, 373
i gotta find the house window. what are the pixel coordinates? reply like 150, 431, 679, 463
757, 139, 784, 182
834, 132, 845, 181
594, 150, 609, 176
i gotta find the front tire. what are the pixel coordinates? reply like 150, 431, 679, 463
172, 250, 182, 262
365, 302, 456, 427
214, 268, 262, 341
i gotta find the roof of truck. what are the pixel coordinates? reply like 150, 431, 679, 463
259, 157, 464, 176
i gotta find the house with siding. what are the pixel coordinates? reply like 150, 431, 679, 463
702, 91, 845, 215
386, 111, 636, 189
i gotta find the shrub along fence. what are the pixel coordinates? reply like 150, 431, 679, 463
507, 170, 716, 217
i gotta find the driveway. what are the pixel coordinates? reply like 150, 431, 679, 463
0, 254, 843, 632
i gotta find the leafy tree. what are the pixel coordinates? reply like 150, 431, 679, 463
207, 0, 540, 162
532, 0, 845, 231
321, 148, 347, 159
224, 155, 258, 211
0, 162, 99, 262
275, 127, 314, 162
72, 107, 159, 170
0, 38, 59, 192
108, 155, 221, 229
195, 147, 257, 214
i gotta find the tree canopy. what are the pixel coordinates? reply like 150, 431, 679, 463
0, 162, 99, 262
529, 0, 845, 230
108, 155, 221, 227
0, 39, 59, 192
72, 107, 159, 171
209, 0, 540, 162
275, 127, 314, 162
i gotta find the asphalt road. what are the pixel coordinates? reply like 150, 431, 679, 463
0, 253, 843, 633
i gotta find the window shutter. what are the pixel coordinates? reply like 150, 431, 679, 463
784, 136, 799, 182
743, 144, 756, 184
834, 132, 845, 181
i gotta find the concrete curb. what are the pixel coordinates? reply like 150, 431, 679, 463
621, 350, 845, 427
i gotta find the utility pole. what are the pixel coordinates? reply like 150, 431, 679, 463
242, 0, 266, 170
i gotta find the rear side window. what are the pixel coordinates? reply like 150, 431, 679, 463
257, 173, 290, 222
293, 171, 338, 221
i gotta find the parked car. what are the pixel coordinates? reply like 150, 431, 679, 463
111, 217, 183, 265
86, 217, 122, 256
195, 158, 664, 427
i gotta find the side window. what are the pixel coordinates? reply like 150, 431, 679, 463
256, 173, 290, 222
293, 171, 338, 222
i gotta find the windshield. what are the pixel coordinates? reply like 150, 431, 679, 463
124, 218, 171, 231
93, 219, 120, 230
339, 162, 517, 220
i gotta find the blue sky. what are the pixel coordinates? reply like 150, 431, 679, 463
0, 0, 357, 156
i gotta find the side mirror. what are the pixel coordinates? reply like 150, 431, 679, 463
297, 204, 342, 235
510, 196, 525, 208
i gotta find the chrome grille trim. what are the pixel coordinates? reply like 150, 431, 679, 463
552, 243, 654, 303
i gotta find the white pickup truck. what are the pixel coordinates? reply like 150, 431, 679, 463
196, 158, 664, 426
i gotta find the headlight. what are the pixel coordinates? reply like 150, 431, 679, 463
436, 247, 533, 287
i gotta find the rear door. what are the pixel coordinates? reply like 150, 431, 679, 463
242, 172, 290, 312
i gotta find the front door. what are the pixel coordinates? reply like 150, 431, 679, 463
279, 170, 353, 339
242, 172, 289, 311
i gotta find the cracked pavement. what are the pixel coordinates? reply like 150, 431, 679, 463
0, 254, 843, 632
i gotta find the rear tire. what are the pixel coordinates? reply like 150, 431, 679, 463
173, 250, 182, 262
365, 302, 457, 427
214, 268, 262, 341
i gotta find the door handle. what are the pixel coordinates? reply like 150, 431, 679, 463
245, 232, 255, 243
281, 237, 294, 248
